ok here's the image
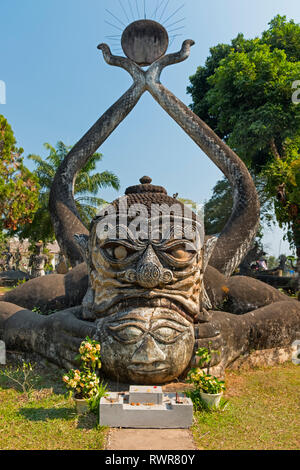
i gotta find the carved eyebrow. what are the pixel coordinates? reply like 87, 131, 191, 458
151, 322, 186, 333
150, 313, 191, 327
107, 315, 148, 324
108, 322, 147, 332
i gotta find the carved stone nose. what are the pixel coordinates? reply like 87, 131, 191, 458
137, 245, 163, 288
131, 335, 166, 365
137, 263, 162, 288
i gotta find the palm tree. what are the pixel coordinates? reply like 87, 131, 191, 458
17, 141, 120, 243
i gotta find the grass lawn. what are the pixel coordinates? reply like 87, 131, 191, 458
1, 360, 299, 450
192, 362, 300, 450
0, 362, 108, 450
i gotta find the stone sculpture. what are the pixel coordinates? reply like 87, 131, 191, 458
0, 19, 299, 383
28, 242, 48, 278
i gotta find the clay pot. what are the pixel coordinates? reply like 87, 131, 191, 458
74, 397, 89, 414
200, 391, 223, 408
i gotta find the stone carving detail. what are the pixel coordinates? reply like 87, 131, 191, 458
0, 19, 299, 384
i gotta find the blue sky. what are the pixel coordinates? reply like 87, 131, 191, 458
1, 0, 299, 257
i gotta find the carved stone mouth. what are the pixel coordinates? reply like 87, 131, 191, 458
128, 363, 169, 373
105, 297, 193, 323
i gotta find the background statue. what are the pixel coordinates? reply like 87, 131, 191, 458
28, 242, 48, 278
3, 245, 14, 272
0, 19, 299, 382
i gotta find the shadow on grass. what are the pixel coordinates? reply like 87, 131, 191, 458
77, 412, 98, 430
18, 407, 75, 422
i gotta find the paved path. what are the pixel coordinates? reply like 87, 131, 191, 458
106, 428, 196, 450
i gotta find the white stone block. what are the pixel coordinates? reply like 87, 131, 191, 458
0, 341, 6, 365
100, 389, 193, 429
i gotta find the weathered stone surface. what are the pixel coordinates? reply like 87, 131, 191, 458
121, 20, 169, 66
226, 275, 293, 314
96, 307, 195, 384
203, 266, 228, 309
0, 302, 96, 370
1, 263, 88, 312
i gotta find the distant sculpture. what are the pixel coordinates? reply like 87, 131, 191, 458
56, 253, 69, 275
3, 245, 14, 271
29, 242, 48, 278
0, 19, 299, 382
14, 249, 22, 271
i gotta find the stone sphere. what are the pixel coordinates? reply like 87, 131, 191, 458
121, 20, 169, 66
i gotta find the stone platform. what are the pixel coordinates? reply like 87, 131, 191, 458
100, 385, 193, 429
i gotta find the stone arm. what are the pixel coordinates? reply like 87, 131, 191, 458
0, 302, 96, 370
192, 300, 300, 373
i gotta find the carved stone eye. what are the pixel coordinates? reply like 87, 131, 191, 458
169, 246, 194, 262
104, 244, 129, 261
108, 324, 145, 343
114, 246, 128, 260
152, 326, 184, 343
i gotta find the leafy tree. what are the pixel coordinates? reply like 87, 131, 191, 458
203, 179, 233, 235
187, 15, 300, 275
18, 141, 120, 243
0, 115, 39, 232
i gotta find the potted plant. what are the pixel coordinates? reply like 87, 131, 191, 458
63, 337, 107, 414
186, 347, 226, 409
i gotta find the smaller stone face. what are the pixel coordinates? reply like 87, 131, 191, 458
95, 308, 195, 384
121, 20, 169, 66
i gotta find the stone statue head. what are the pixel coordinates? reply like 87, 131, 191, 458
75, 177, 212, 384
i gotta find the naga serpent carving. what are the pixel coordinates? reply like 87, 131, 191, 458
49, 25, 259, 277
1, 20, 299, 383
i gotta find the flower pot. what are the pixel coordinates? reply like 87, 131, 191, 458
75, 398, 89, 414
200, 391, 223, 408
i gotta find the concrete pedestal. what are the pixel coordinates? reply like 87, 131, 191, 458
100, 385, 193, 429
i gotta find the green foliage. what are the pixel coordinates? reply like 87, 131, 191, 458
0, 115, 39, 232
18, 141, 120, 243
204, 179, 233, 234
186, 347, 225, 405
187, 367, 226, 395
88, 381, 108, 415
188, 15, 300, 249
185, 387, 228, 412
63, 337, 107, 414
0, 231, 8, 253
0, 362, 39, 399
263, 139, 300, 247
14, 278, 27, 287
266, 255, 279, 269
